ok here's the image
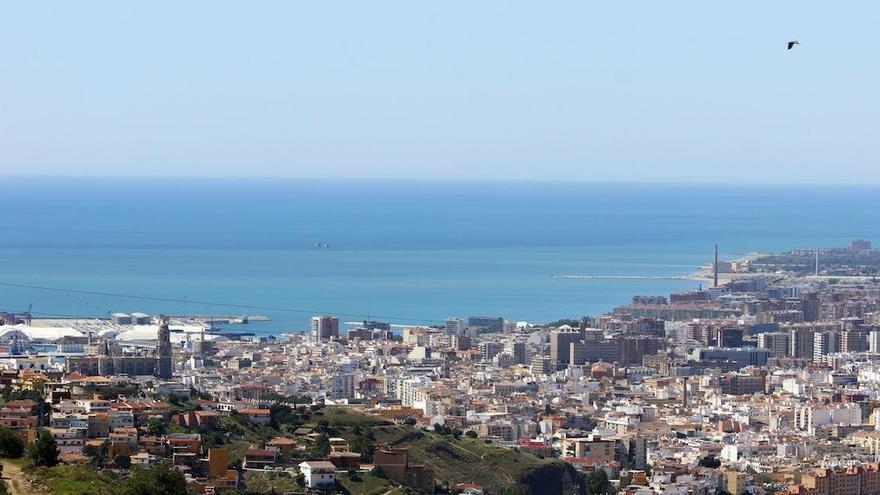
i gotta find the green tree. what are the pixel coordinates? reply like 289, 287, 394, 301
83, 439, 110, 467
145, 417, 167, 437
114, 454, 132, 469
118, 463, 187, 495
699, 455, 721, 469
585, 469, 612, 495
27, 429, 59, 467
0, 426, 24, 458
313, 433, 330, 458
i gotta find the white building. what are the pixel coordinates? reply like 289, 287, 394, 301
299, 461, 336, 488
444, 318, 467, 336
329, 373, 355, 399
870, 330, 880, 353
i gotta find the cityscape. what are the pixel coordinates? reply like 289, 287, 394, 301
2, 2, 879, 494
2, 241, 880, 493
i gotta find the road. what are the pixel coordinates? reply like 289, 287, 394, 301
0, 459, 40, 495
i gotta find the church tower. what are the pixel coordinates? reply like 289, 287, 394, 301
156, 318, 173, 379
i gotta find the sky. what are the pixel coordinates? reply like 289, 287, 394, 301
0, 2, 877, 183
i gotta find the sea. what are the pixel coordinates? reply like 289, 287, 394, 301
1, 177, 878, 336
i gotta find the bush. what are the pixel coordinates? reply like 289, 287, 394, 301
27, 429, 59, 467
118, 463, 187, 495
0, 426, 25, 458
465, 430, 478, 439
114, 454, 132, 469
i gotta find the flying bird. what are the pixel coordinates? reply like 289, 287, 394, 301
787, 40, 799, 50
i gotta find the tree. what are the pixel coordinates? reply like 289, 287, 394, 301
403, 417, 417, 426
118, 463, 188, 495
84, 439, 110, 468
584, 469, 612, 495
313, 433, 330, 458
465, 430, 478, 438
699, 455, 721, 469
114, 454, 132, 469
145, 417, 167, 437
28, 429, 59, 467
0, 426, 24, 458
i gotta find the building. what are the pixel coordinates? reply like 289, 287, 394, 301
311, 316, 339, 342
849, 239, 872, 251
479, 342, 502, 361
530, 355, 552, 375
374, 447, 433, 494
444, 318, 467, 336
870, 330, 880, 353
299, 460, 337, 488
560, 435, 615, 460
550, 327, 583, 369
691, 347, 771, 368
719, 372, 765, 395
789, 464, 880, 495
508, 341, 527, 364
110, 313, 132, 325
156, 320, 173, 379
813, 332, 841, 363
758, 332, 790, 357
329, 373, 355, 399
467, 316, 504, 335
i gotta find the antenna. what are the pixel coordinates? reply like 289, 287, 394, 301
815, 248, 819, 277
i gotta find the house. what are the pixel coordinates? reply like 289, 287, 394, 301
328, 451, 361, 469
329, 437, 350, 453
454, 483, 486, 495
374, 447, 434, 494
175, 410, 220, 430
167, 433, 202, 454
243, 448, 277, 469
267, 436, 298, 454
131, 452, 157, 466
239, 408, 271, 424
49, 426, 87, 454
299, 460, 336, 488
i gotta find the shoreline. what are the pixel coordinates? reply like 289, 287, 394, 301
688, 251, 768, 285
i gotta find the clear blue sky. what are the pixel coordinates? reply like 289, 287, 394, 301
0, 2, 876, 183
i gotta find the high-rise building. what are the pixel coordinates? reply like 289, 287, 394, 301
452, 335, 472, 351
870, 330, 880, 353
790, 327, 815, 358
508, 341, 527, 364
813, 331, 840, 362
444, 317, 467, 336
757, 332, 790, 357
467, 316, 504, 334
530, 355, 553, 375
550, 327, 583, 369
841, 330, 868, 353
849, 239, 872, 251
716, 327, 744, 348
156, 320, 173, 379
311, 316, 339, 342
479, 342, 502, 361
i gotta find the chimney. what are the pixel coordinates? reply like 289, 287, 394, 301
713, 244, 719, 288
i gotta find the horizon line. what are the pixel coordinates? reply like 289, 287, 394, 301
4, 174, 880, 188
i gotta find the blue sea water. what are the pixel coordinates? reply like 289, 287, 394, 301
1, 178, 878, 334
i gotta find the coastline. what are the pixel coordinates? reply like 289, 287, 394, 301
689, 252, 768, 286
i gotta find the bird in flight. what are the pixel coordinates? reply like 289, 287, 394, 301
787, 40, 799, 50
